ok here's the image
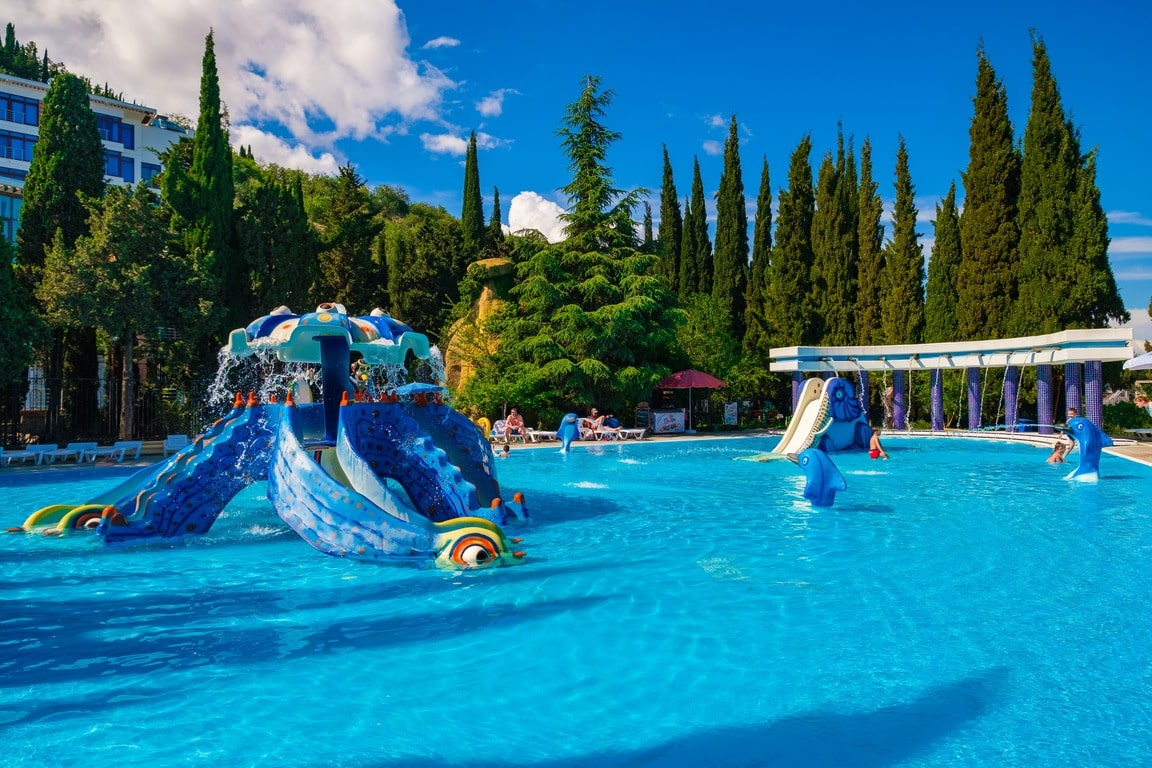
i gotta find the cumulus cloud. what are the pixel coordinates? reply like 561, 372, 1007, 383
422, 36, 460, 49
15, 0, 455, 168
232, 125, 341, 175
707, 114, 725, 128
476, 88, 518, 117
508, 192, 567, 243
702, 140, 723, 156
420, 130, 506, 156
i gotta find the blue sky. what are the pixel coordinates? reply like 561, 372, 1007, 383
16, 0, 1152, 327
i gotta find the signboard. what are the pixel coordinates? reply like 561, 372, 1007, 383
723, 401, 738, 425
652, 410, 685, 434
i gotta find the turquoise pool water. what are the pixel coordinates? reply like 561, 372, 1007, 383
1, 436, 1150, 767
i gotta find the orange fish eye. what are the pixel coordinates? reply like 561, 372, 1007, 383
450, 534, 500, 567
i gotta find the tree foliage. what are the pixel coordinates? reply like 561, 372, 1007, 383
743, 157, 772, 361
879, 136, 925, 344
687, 157, 712, 294
712, 115, 749, 339
763, 136, 816, 346
924, 182, 962, 343
855, 137, 885, 345
656, 145, 682, 289
461, 132, 485, 260
811, 127, 858, 344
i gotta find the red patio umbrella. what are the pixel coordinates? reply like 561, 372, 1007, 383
656, 369, 727, 432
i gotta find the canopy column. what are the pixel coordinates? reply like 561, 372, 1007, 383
1004, 365, 1020, 432
893, 371, 906, 430
1064, 362, 1082, 416
930, 369, 944, 431
1084, 360, 1103, 427
1037, 364, 1053, 435
967, 368, 982, 430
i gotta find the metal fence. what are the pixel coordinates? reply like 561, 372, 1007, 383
0, 376, 219, 448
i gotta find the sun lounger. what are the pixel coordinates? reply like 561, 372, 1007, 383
1123, 428, 1152, 442
85, 440, 144, 462
163, 434, 191, 456
4, 444, 57, 465
45, 442, 99, 464
619, 428, 647, 440
526, 429, 557, 442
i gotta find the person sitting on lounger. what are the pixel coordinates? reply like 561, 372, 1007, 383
505, 408, 526, 438
581, 408, 604, 438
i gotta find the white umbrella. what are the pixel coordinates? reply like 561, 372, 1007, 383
1123, 351, 1152, 371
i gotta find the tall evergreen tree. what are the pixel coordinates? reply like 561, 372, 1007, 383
187, 29, 240, 335
689, 157, 712, 294
461, 131, 485, 259
0, 237, 39, 384
879, 136, 925, 344
924, 182, 962, 343
855, 137, 884, 345
743, 157, 772, 359
678, 195, 698, 298
957, 46, 1020, 340
763, 136, 816, 346
1067, 150, 1127, 327
712, 115, 749, 339
15, 72, 105, 289
656, 146, 682, 290
641, 201, 654, 253
314, 164, 381, 310
1012, 33, 1126, 332
487, 186, 505, 252
237, 174, 317, 315
810, 127, 858, 344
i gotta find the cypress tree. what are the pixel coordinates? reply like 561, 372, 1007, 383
487, 186, 505, 251
187, 29, 240, 334
763, 136, 816, 346
743, 157, 772, 359
712, 116, 748, 339
855, 137, 884, 345
15, 72, 105, 289
461, 131, 485, 259
689, 157, 712, 294
924, 182, 962, 343
641, 201, 654, 253
678, 195, 698, 298
656, 145, 682, 289
957, 46, 1020, 340
1067, 150, 1126, 327
879, 136, 925, 344
810, 128, 857, 345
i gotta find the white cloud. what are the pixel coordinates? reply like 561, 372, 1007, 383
1115, 309, 1152, 345
422, 36, 460, 50
232, 125, 341, 175
15, 0, 455, 170
1108, 210, 1152, 226
508, 191, 567, 243
1110, 236, 1152, 254
419, 130, 506, 155
702, 140, 723, 156
707, 114, 725, 128
476, 88, 518, 117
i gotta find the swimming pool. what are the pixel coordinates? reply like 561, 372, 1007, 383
1, 436, 1150, 767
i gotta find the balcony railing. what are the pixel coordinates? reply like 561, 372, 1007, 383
0, 145, 31, 161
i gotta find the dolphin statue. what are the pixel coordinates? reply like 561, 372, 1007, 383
557, 413, 581, 452
789, 448, 848, 507
1064, 416, 1113, 482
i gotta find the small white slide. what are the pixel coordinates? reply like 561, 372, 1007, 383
772, 378, 833, 456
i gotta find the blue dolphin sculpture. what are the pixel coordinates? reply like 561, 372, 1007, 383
790, 448, 848, 507
557, 413, 581, 452
1065, 416, 1113, 482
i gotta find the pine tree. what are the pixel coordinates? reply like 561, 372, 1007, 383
855, 137, 884, 344
957, 46, 1020, 340
879, 136, 925, 344
15, 72, 105, 290
924, 182, 962, 343
461, 131, 485, 259
689, 157, 712, 293
712, 116, 749, 339
656, 145, 682, 289
743, 157, 772, 359
763, 136, 816, 346
678, 195, 697, 298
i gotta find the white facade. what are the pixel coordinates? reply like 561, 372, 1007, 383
1, 72, 191, 242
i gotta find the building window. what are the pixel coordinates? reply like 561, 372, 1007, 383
141, 162, 162, 186
1, 194, 21, 243
0, 166, 27, 181
95, 114, 135, 149
0, 129, 35, 162
0, 92, 39, 126
104, 150, 135, 183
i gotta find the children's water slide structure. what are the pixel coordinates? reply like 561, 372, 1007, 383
770, 377, 871, 457
18, 304, 527, 569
